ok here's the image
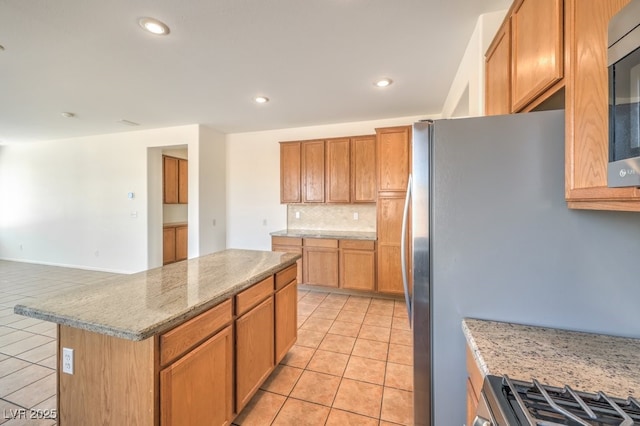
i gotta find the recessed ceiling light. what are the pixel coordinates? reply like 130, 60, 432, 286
254, 96, 269, 104
375, 78, 393, 88
138, 17, 170, 35
61, 112, 75, 118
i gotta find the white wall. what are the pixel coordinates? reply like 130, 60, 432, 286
441, 10, 507, 118
225, 115, 427, 251
1, 125, 200, 273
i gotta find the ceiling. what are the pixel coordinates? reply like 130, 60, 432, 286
0, 0, 510, 144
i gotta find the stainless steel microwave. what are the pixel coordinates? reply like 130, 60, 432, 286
608, 0, 640, 187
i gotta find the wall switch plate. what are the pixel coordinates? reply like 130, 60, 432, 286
62, 347, 74, 375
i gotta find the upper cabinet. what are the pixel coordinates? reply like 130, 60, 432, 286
486, 0, 640, 212
280, 136, 376, 204
485, 18, 512, 115
511, 0, 564, 112
163, 155, 188, 204
376, 126, 411, 193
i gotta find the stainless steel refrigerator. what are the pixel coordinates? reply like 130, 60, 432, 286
404, 108, 640, 425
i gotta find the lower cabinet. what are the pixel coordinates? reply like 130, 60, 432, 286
340, 240, 376, 291
235, 297, 275, 412
303, 238, 339, 287
275, 277, 298, 363
160, 326, 233, 426
163, 224, 188, 265
466, 344, 484, 425
272, 236, 378, 292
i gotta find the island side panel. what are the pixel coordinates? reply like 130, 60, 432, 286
58, 325, 158, 426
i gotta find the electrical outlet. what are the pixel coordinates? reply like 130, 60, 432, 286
62, 347, 74, 375
295, 211, 300, 219
353, 212, 359, 220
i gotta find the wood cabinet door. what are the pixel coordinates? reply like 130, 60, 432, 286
485, 18, 511, 116
275, 280, 297, 364
351, 135, 377, 202
302, 140, 325, 202
272, 245, 303, 284
236, 297, 275, 412
303, 247, 339, 287
160, 325, 233, 426
511, 0, 563, 111
376, 127, 411, 193
163, 156, 179, 204
377, 195, 405, 244
326, 138, 351, 203
178, 159, 188, 204
175, 226, 188, 261
163, 227, 176, 265
280, 142, 301, 203
377, 244, 403, 294
340, 249, 375, 291
466, 378, 479, 426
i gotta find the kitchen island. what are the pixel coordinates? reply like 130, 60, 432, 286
14, 249, 301, 426
463, 318, 640, 423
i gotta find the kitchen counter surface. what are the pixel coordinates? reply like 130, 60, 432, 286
271, 229, 376, 240
163, 221, 188, 227
14, 249, 300, 341
463, 318, 640, 398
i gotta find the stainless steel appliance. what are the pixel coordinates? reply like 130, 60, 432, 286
608, 0, 640, 187
405, 109, 640, 426
474, 375, 640, 425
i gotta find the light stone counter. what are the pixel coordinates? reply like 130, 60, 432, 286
271, 229, 376, 240
14, 249, 300, 341
463, 318, 640, 398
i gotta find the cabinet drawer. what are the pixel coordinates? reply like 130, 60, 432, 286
339, 239, 375, 250
272, 236, 302, 247
236, 276, 274, 316
275, 264, 297, 290
160, 299, 232, 366
303, 238, 338, 248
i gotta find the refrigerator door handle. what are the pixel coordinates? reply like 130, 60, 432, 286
401, 174, 412, 326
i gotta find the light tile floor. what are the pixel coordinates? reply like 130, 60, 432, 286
0, 260, 414, 425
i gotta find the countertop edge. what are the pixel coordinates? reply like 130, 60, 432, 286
14, 254, 300, 341
461, 319, 490, 377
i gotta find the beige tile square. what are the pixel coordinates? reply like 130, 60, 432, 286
358, 325, 391, 343
14, 341, 56, 363
390, 329, 412, 346
318, 298, 347, 310
306, 349, 349, 376
297, 315, 309, 328
381, 387, 413, 425
333, 378, 383, 418
325, 294, 349, 303
393, 301, 408, 318
366, 304, 394, 316
0, 357, 31, 379
328, 320, 361, 338
300, 317, 333, 334
0, 364, 53, 398
290, 370, 341, 406
300, 292, 327, 304
309, 307, 340, 321
3, 372, 56, 408
335, 310, 365, 324
352, 338, 389, 361
387, 343, 413, 366
342, 297, 371, 313
37, 355, 57, 370
0, 398, 22, 425
325, 408, 379, 426
363, 313, 393, 328
233, 390, 286, 425
296, 329, 325, 349
272, 398, 330, 426
0, 331, 33, 348
318, 334, 355, 355
369, 298, 395, 309
260, 365, 303, 396
391, 316, 410, 330
280, 345, 315, 369
385, 362, 413, 391
0, 334, 54, 357
343, 355, 386, 385
298, 302, 318, 316
35, 395, 56, 411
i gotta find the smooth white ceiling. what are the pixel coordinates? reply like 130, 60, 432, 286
0, 0, 510, 144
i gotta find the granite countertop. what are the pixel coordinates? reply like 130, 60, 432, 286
462, 318, 640, 398
14, 249, 300, 342
271, 229, 376, 240
163, 221, 188, 227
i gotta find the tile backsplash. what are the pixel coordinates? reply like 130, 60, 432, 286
287, 204, 376, 232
